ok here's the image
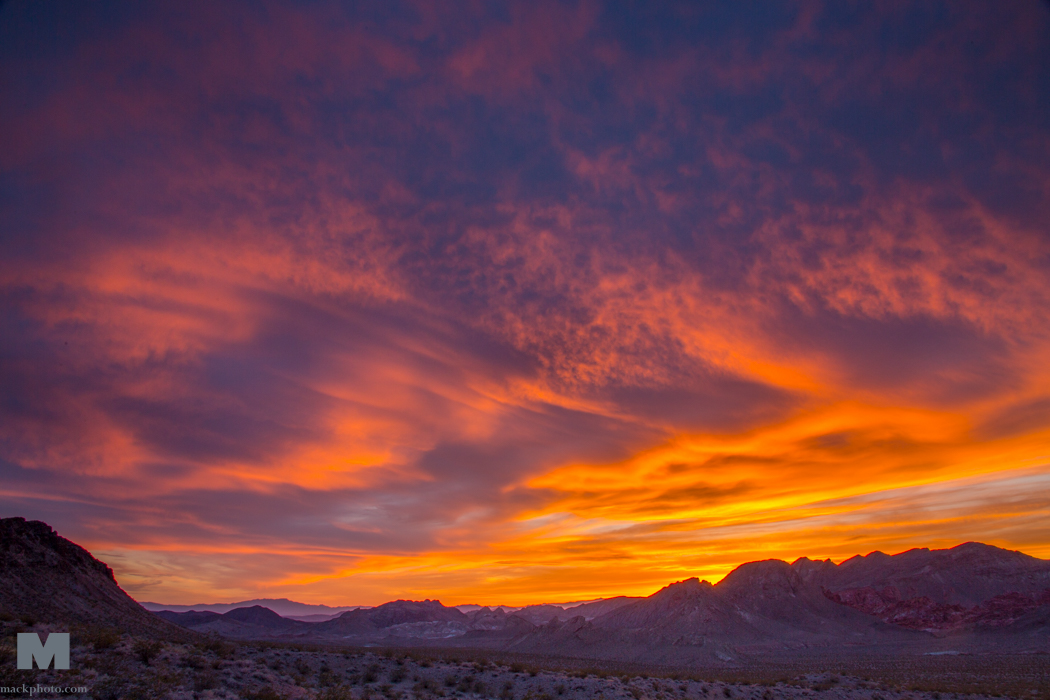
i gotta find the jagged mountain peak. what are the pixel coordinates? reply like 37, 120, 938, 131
717, 559, 804, 598
790, 556, 837, 582
652, 577, 712, 597
364, 598, 467, 628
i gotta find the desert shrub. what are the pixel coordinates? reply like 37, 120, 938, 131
18, 613, 35, 627
0, 611, 14, 622
193, 669, 219, 691
133, 639, 163, 666
319, 688, 355, 700
363, 663, 380, 683
243, 688, 287, 700
183, 653, 206, 669
196, 638, 234, 658
389, 667, 407, 683
92, 677, 131, 700
0, 643, 15, 665
414, 679, 439, 693
445, 674, 459, 687
79, 626, 121, 650
723, 687, 732, 698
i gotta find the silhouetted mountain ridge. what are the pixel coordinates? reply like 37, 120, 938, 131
0, 517, 193, 640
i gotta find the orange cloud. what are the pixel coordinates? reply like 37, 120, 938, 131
1, 0, 1048, 607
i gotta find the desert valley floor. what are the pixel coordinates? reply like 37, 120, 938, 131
4, 618, 1050, 700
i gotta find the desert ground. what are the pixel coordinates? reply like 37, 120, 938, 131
3, 616, 1048, 700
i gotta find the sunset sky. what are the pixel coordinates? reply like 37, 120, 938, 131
2, 1, 1049, 607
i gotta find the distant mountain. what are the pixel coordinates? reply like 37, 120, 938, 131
285, 612, 345, 622
505, 561, 920, 664
155, 604, 314, 639
794, 541, 1050, 606
566, 596, 642, 619
141, 598, 364, 617
157, 597, 539, 645
0, 517, 193, 640
512, 604, 572, 625
312, 599, 481, 642
512, 597, 640, 624
793, 542, 1050, 631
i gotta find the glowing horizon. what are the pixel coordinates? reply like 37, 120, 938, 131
2, 1, 1049, 609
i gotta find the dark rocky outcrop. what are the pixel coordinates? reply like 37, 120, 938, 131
0, 517, 193, 640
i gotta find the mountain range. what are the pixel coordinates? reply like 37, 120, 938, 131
3, 517, 1048, 664
140, 598, 364, 620
142, 543, 1050, 662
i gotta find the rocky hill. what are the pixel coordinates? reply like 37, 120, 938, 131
794, 542, 1050, 631
154, 604, 313, 639
504, 562, 920, 664
0, 517, 193, 640
794, 542, 1050, 606
513, 597, 640, 624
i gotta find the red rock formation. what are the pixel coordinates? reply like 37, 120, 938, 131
825, 585, 1050, 630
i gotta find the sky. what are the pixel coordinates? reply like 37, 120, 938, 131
1, 0, 1049, 607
